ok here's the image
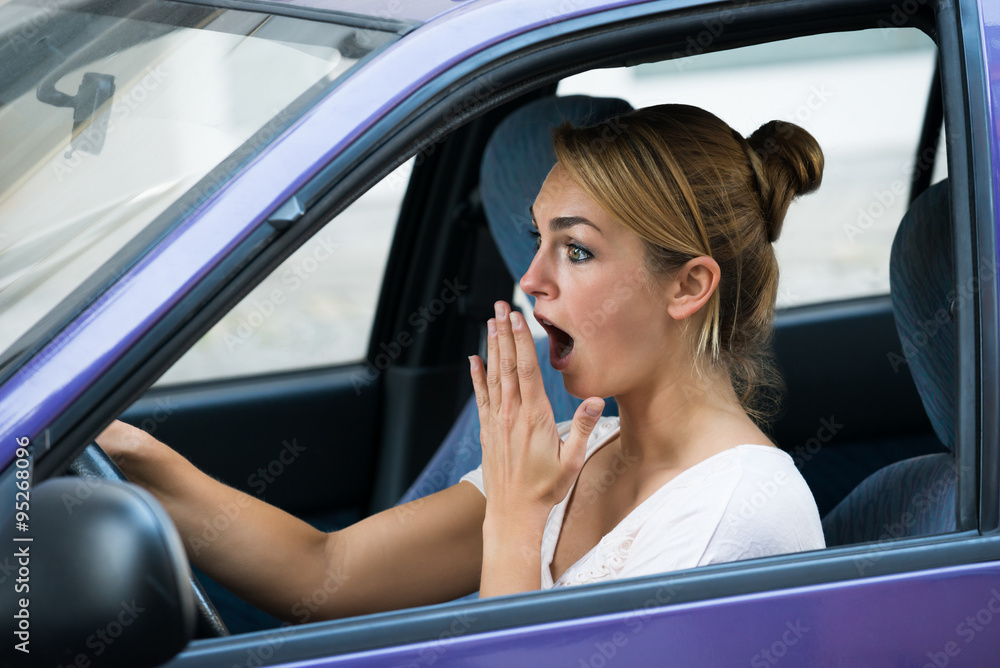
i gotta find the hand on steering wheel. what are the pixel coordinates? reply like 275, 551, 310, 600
70, 443, 229, 638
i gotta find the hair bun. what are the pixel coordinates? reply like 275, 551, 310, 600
746, 121, 824, 242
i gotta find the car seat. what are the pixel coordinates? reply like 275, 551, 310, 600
822, 179, 957, 545
397, 95, 631, 504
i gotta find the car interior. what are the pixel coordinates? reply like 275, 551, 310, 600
50, 0, 988, 656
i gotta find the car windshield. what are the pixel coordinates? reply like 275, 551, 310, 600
0, 0, 394, 371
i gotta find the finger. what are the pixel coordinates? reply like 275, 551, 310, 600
469, 355, 489, 413
494, 301, 520, 406
96, 420, 143, 451
562, 399, 605, 467
470, 355, 497, 470
510, 311, 544, 410
485, 317, 501, 408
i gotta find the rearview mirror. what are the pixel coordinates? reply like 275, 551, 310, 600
36, 71, 115, 155
1, 477, 195, 667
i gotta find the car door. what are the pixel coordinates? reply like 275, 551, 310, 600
153, 0, 1000, 665
2, 0, 997, 665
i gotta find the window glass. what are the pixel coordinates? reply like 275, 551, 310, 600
158, 159, 412, 384
557, 28, 943, 307
0, 0, 394, 370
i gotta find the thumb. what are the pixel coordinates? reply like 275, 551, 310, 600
563, 398, 605, 464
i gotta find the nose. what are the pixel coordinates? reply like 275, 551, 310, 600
519, 250, 556, 300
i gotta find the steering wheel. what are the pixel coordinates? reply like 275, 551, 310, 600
70, 443, 230, 638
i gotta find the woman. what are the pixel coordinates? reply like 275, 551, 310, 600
98, 104, 825, 620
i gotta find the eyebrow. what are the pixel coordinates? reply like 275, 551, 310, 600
529, 206, 604, 236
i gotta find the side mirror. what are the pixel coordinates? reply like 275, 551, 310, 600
1, 477, 195, 667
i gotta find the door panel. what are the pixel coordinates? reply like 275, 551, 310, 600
772, 296, 943, 515
122, 367, 378, 518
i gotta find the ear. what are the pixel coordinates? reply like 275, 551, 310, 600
665, 256, 721, 320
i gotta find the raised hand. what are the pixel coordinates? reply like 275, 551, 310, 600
469, 300, 604, 595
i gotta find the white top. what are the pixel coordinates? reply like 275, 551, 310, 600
460, 416, 825, 588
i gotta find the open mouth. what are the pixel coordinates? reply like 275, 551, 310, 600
535, 314, 575, 368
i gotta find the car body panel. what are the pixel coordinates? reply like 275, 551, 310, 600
276, 560, 1000, 666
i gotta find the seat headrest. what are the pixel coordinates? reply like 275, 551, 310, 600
480, 95, 634, 282
889, 179, 955, 451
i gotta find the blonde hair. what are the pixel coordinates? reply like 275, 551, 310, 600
552, 104, 823, 422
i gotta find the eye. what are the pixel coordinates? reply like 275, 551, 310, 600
529, 229, 541, 250
567, 244, 592, 263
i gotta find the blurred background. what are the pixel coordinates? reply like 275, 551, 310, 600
159, 27, 945, 385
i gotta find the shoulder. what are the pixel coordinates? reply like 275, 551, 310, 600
725, 445, 816, 514
705, 445, 826, 561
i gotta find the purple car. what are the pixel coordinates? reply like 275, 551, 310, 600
1, 0, 998, 665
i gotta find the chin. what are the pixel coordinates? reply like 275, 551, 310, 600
559, 372, 607, 402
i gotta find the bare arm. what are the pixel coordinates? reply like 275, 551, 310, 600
97, 421, 485, 623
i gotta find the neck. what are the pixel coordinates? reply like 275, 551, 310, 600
612, 362, 754, 470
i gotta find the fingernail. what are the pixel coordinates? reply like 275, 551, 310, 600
469, 355, 476, 370
585, 400, 603, 417
511, 311, 523, 330
487, 319, 496, 336
495, 301, 507, 319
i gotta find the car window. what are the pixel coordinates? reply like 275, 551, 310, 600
158, 159, 413, 384
556, 28, 946, 308
0, 0, 395, 373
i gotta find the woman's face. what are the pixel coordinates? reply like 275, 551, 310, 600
520, 163, 680, 400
